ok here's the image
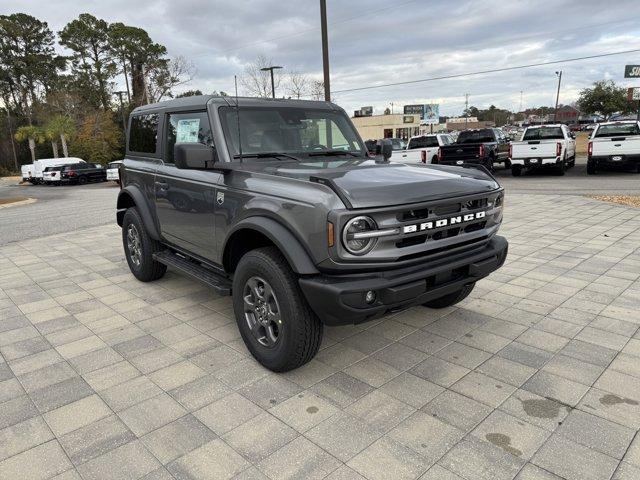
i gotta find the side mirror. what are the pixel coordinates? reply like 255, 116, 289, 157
174, 143, 215, 169
381, 140, 393, 161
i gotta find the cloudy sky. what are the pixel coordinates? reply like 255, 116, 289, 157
5, 0, 640, 116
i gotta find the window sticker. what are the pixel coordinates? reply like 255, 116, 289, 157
176, 119, 200, 143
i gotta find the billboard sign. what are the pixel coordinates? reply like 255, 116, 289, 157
403, 104, 424, 117
625, 65, 640, 78
423, 104, 440, 124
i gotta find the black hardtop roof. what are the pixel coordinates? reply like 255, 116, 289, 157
131, 95, 339, 114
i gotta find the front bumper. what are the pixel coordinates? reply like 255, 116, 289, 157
510, 157, 561, 168
589, 154, 640, 168
299, 235, 508, 326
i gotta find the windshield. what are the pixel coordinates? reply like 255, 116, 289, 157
595, 123, 640, 137
408, 136, 438, 149
456, 129, 495, 143
220, 107, 365, 158
522, 127, 564, 140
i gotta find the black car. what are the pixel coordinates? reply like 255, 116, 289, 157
60, 163, 107, 185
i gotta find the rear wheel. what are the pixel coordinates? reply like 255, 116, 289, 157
423, 283, 475, 308
232, 246, 323, 372
78, 176, 88, 185
587, 161, 596, 175
122, 207, 167, 282
511, 165, 522, 177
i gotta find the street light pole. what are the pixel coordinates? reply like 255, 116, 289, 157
320, 0, 331, 101
554, 71, 562, 122
260, 66, 283, 98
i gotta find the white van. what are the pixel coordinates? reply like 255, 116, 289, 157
106, 160, 123, 183
33, 157, 85, 184
21, 164, 35, 183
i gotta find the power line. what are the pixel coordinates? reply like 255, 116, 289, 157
332, 48, 640, 94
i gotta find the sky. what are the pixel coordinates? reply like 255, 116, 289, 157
4, 0, 640, 116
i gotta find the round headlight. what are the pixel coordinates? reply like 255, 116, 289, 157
342, 216, 377, 255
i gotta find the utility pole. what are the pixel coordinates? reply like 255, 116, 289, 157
554, 70, 562, 123
390, 102, 394, 114
320, 0, 331, 101
260, 66, 283, 98
114, 91, 127, 135
464, 93, 469, 127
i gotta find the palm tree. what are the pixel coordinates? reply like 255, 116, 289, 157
46, 115, 75, 157
44, 125, 60, 158
15, 125, 43, 163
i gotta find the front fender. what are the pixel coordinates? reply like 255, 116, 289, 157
116, 186, 161, 240
224, 216, 319, 275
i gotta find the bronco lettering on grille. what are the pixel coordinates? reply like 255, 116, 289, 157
402, 211, 486, 234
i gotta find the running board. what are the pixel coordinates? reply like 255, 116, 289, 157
153, 250, 232, 295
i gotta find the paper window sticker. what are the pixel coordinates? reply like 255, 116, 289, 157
176, 119, 201, 143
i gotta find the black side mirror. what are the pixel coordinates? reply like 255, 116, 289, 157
174, 143, 215, 169
381, 140, 393, 161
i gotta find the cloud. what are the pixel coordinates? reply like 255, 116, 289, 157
3, 0, 640, 115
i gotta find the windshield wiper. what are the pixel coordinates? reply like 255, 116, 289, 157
307, 150, 361, 157
233, 152, 302, 162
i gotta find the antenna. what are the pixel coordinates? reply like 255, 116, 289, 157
234, 75, 243, 162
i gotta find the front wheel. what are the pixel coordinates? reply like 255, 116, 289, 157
122, 207, 167, 282
423, 283, 475, 308
232, 247, 323, 372
78, 176, 88, 185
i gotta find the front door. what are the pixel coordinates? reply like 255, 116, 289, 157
154, 110, 220, 261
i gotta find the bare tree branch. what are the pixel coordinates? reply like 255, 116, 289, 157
240, 54, 282, 98
286, 71, 309, 99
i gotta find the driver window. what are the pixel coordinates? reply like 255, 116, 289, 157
165, 111, 213, 164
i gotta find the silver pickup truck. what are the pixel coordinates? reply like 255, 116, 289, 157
588, 121, 640, 174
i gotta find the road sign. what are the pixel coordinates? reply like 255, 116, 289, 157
624, 65, 640, 78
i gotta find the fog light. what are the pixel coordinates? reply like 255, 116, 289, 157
365, 290, 376, 304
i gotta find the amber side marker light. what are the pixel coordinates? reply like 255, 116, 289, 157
327, 222, 335, 247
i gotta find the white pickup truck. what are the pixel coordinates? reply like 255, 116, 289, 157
389, 133, 454, 164
588, 121, 640, 174
508, 124, 576, 176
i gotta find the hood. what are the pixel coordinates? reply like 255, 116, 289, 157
228, 158, 500, 209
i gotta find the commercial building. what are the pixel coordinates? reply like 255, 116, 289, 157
351, 113, 422, 141
445, 116, 495, 131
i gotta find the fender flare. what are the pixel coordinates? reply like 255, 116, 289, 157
116, 186, 161, 240
224, 216, 319, 275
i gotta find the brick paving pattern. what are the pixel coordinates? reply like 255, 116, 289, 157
0, 193, 639, 480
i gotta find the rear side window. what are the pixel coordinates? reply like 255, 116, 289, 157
165, 111, 213, 164
457, 129, 495, 143
522, 127, 564, 140
129, 114, 159, 154
595, 123, 640, 137
408, 136, 438, 148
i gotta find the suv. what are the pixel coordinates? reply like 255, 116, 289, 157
117, 96, 508, 372
60, 163, 106, 184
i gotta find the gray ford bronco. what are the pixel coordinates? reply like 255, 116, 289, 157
116, 95, 508, 372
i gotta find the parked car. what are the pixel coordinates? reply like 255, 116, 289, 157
59, 163, 107, 184
588, 121, 640, 174
438, 128, 510, 170
116, 95, 508, 372
389, 134, 454, 164
42, 166, 64, 185
33, 157, 85, 184
107, 160, 123, 183
21, 164, 34, 184
508, 124, 576, 176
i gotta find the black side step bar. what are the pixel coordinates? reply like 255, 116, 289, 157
153, 250, 232, 295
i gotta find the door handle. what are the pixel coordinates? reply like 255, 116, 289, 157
155, 181, 169, 190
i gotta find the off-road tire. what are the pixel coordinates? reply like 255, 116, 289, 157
122, 207, 167, 282
511, 165, 522, 177
232, 246, 323, 372
423, 283, 475, 308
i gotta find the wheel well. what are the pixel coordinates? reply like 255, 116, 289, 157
223, 228, 276, 273
116, 192, 136, 226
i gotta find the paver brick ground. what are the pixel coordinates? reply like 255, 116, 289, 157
0, 193, 639, 479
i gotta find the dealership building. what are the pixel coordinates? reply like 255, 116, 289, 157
351, 104, 446, 140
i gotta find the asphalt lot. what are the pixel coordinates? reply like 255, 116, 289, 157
0, 166, 639, 480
